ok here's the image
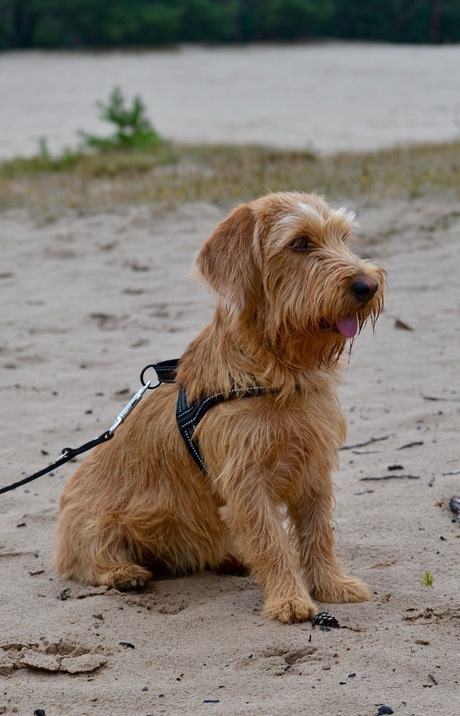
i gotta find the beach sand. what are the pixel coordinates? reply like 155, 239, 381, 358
0, 193, 459, 715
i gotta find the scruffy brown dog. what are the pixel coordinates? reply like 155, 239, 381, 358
55, 192, 385, 623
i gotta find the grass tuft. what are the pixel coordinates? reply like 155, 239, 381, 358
422, 571, 434, 587
1, 140, 459, 216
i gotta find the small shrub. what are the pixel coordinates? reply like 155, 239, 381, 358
79, 87, 163, 152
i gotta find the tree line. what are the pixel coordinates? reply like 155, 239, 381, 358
1, 0, 459, 49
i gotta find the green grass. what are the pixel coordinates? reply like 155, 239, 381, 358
422, 571, 434, 587
1, 140, 460, 216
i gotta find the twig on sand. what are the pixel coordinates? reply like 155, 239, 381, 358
397, 441, 424, 450
359, 474, 420, 482
422, 394, 460, 402
341, 435, 389, 451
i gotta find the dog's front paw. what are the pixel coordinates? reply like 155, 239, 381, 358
263, 596, 319, 624
312, 576, 371, 604
101, 565, 153, 591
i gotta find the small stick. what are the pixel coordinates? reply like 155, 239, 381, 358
397, 441, 424, 450
360, 474, 419, 482
341, 435, 389, 451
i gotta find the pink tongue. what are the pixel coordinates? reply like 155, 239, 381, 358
336, 315, 359, 338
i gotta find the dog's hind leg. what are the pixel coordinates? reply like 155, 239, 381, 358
99, 563, 153, 591
55, 505, 153, 590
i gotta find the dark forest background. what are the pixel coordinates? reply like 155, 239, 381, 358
1, 0, 459, 49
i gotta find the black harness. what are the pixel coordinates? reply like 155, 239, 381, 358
146, 359, 269, 474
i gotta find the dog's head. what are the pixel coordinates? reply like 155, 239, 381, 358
196, 192, 385, 367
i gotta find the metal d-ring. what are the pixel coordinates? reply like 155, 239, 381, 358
140, 364, 161, 389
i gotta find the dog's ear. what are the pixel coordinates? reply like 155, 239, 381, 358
195, 203, 261, 316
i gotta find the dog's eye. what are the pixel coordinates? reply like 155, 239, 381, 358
289, 235, 313, 252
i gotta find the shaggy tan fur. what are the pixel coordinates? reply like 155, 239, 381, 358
55, 192, 385, 623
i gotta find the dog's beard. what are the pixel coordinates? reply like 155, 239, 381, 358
282, 301, 382, 370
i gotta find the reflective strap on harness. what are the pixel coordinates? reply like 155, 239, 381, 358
176, 383, 268, 474
141, 359, 179, 385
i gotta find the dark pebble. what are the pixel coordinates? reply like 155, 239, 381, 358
388, 464, 403, 471
377, 707, 394, 715
119, 641, 135, 649
34, 710, 46, 716
58, 587, 71, 601
203, 700, 220, 704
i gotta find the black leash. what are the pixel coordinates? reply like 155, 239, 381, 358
0, 379, 154, 496
0, 431, 115, 495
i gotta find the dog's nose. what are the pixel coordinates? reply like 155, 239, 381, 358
351, 278, 378, 303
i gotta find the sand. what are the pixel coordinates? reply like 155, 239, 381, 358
1, 193, 459, 715
1, 43, 460, 159
1, 40, 460, 716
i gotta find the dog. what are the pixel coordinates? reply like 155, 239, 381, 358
55, 191, 385, 623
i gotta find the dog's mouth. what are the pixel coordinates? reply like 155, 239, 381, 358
335, 315, 360, 338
